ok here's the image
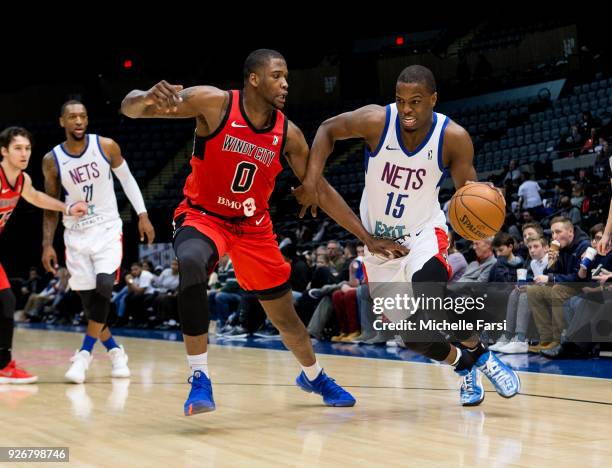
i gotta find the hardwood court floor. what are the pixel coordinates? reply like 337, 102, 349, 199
2, 328, 612, 467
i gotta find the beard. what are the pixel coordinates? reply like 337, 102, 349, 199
71, 131, 85, 141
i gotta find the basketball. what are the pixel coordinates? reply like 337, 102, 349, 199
448, 183, 505, 241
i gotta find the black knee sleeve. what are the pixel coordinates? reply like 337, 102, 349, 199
80, 286, 111, 325
174, 227, 219, 336
96, 273, 115, 300
0, 289, 15, 361
0, 288, 16, 320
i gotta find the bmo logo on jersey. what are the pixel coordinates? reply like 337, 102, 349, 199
216, 196, 257, 217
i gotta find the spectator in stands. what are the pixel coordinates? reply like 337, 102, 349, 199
142, 260, 155, 274
447, 231, 467, 282
281, 244, 310, 303
326, 240, 343, 273
18, 268, 70, 322
491, 236, 549, 354
152, 259, 180, 329
330, 242, 363, 342
210, 254, 243, 335
17, 267, 43, 310
123, 262, 158, 327
580, 128, 597, 154
559, 196, 582, 225
518, 173, 543, 219
488, 233, 524, 283
527, 217, 590, 357
457, 238, 496, 283
517, 222, 544, 261
503, 159, 521, 184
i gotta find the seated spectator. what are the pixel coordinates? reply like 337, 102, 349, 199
488, 233, 524, 283
19, 268, 70, 322
210, 254, 243, 335
331, 242, 363, 342
517, 222, 544, 261
326, 240, 344, 274
503, 159, 521, 184
17, 267, 43, 310
456, 238, 496, 283
559, 196, 582, 225
123, 262, 158, 327
527, 217, 590, 357
152, 259, 180, 329
447, 231, 467, 282
490, 236, 549, 354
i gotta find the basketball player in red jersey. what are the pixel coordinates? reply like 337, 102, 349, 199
121, 49, 403, 415
0, 127, 87, 384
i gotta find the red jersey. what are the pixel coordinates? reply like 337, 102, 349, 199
182, 89, 287, 219
0, 165, 24, 235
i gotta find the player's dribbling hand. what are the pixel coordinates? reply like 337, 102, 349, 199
465, 180, 506, 206
69, 201, 88, 217
138, 213, 156, 245
367, 238, 409, 259
597, 232, 611, 256
145, 80, 184, 113
42, 245, 58, 273
292, 182, 319, 218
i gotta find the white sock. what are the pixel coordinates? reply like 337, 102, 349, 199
187, 352, 209, 377
301, 360, 323, 381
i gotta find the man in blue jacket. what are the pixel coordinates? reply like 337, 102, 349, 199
527, 217, 590, 356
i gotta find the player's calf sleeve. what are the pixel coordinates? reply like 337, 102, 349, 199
402, 341, 452, 362
81, 273, 115, 324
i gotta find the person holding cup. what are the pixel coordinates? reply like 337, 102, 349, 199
490, 237, 549, 354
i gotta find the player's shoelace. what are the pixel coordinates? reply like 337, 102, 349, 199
318, 376, 349, 399
461, 370, 475, 393
484, 358, 514, 392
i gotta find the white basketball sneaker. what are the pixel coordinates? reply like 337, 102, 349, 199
108, 345, 130, 378
65, 350, 92, 384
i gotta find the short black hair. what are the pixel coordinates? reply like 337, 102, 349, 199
397, 65, 436, 93
492, 232, 515, 249
243, 49, 285, 82
61, 99, 86, 116
0, 126, 32, 150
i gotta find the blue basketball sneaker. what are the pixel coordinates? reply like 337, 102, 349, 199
184, 370, 216, 416
456, 367, 485, 406
476, 351, 521, 398
296, 371, 356, 407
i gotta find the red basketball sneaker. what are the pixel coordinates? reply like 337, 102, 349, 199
0, 361, 38, 384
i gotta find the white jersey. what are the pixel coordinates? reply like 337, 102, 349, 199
53, 134, 120, 230
360, 106, 449, 240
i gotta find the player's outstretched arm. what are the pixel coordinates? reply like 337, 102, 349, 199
21, 172, 87, 216
294, 105, 385, 215
598, 199, 612, 255
121, 81, 226, 120
285, 121, 407, 259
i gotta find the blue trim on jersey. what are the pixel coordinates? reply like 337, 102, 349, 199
367, 104, 390, 158
60, 135, 90, 158
395, 112, 437, 157
437, 115, 450, 172
436, 168, 450, 188
96, 135, 111, 165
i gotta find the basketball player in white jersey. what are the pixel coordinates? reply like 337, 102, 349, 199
295, 65, 520, 406
41, 100, 155, 383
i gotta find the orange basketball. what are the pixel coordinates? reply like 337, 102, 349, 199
448, 183, 505, 241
